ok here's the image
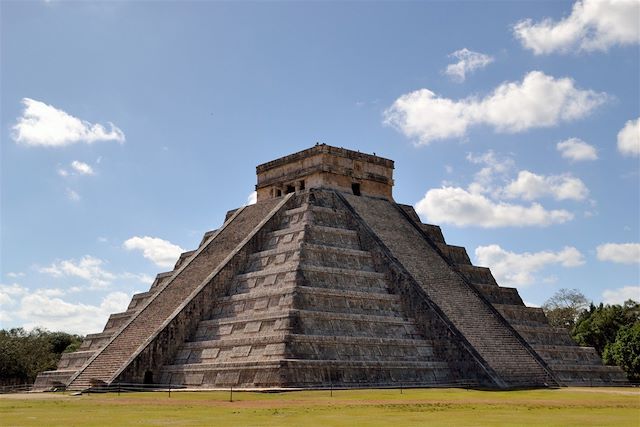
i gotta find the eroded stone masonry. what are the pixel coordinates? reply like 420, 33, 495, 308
35, 144, 627, 390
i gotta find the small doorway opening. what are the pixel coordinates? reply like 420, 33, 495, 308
143, 370, 154, 385
351, 183, 361, 196
299, 180, 305, 190
285, 185, 295, 194
276, 189, 282, 197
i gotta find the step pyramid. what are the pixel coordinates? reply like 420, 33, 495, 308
34, 144, 627, 390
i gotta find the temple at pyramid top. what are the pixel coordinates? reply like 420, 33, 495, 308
255, 143, 395, 201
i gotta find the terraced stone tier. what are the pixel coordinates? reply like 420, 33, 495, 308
472, 284, 524, 305
157, 191, 460, 389
67, 196, 287, 390
56, 350, 96, 370
455, 265, 498, 286
435, 243, 471, 266
343, 193, 555, 388
493, 304, 548, 327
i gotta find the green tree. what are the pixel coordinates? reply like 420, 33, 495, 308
603, 322, 640, 381
0, 328, 83, 386
572, 300, 640, 356
542, 288, 589, 329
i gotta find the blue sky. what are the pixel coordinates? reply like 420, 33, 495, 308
1, 0, 639, 334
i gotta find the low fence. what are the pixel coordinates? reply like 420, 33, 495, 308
0, 384, 33, 394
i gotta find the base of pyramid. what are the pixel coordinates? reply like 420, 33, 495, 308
158, 359, 483, 389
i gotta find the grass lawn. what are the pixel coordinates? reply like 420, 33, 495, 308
1, 387, 638, 426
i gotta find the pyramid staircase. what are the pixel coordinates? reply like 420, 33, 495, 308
158, 190, 488, 388
34, 188, 627, 390
391, 202, 628, 387
55, 195, 290, 390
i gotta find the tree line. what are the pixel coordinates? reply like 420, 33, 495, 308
0, 328, 83, 386
542, 289, 639, 381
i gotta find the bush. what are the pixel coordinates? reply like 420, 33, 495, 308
603, 322, 640, 381
0, 328, 83, 386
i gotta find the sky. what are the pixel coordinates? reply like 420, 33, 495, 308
1, 0, 639, 335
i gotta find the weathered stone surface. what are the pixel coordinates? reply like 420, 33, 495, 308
35, 144, 626, 390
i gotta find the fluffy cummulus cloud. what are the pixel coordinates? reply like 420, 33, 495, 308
602, 286, 640, 304
475, 244, 585, 287
596, 243, 640, 264
123, 236, 185, 268
513, 0, 640, 54
40, 255, 116, 289
617, 117, 640, 157
384, 71, 607, 145
415, 187, 574, 228
444, 48, 494, 82
556, 138, 598, 162
414, 150, 583, 228
503, 171, 589, 201
11, 98, 125, 147
0, 282, 132, 335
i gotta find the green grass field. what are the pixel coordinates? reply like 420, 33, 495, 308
1, 387, 638, 426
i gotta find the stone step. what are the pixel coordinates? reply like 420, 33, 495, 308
220, 283, 394, 303
493, 304, 548, 326
149, 271, 175, 291
159, 358, 458, 388
532, 345, 602, 365
419, 224, 445, 244
455, 264, 498, 286
473, 284, 523, 305
304, 225, 360, 250
513, 325, 576, 346
435, 243, 471, 265
183, 334, 433, 350
127, 291, 155, 311
68, 197, 287, 388
165, 359, 450, 371
344, 194, 554, 387
299, 243, 375, 271
174, 250, 196, 270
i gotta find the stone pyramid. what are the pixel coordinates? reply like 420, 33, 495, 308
35, 144, 627, 390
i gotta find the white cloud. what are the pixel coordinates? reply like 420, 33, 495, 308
57, 168, 69, 177
466, 151, 515, 195
617, 117, 640, 157
247, 191, 257, 205
123, 236, 185, 268
596, 243, 640, 264
602, 286, 640, 304
6, 272, 25, 279
384, 71, 607, 145
414, 150, 588, 228
557, 138, 598, 161
38, 253, 154, 293
16, 290, 131, 335
475, 244, 584, 287
11, 98, 125, 147
119, 272, 155, 285
40, 255, 116, 289
0, 283, 29, 307
503, 170, 589, 201
415, 186, 574, 228
70, 160, 94, 175
66, 188, 80, 201
444, 48, 494, 82
513, 0, 640, 55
